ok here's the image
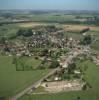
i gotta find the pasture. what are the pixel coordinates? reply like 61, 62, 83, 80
0, 12, 99, 100
19, 60, 99, 100
0, 56, 49, 97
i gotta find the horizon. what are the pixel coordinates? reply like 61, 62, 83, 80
0, 0, 99, 11
0, 8, 99, 12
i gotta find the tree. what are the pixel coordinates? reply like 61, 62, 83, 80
12, 56, 17, 64
80, 28, 90, 34
4, 46, 10, 52
82, 84, 87, 91
16, 29, 33, 37
82, 35, 92, 45
62, 73, 70, 80
22, 29, 33, 37
40, 49, 48, 56
77, 96, 81, 100
12, 56, 18, 71
50, 60, 60, 68
16, 29, 25, 36
0, 37, 6, 44
68, 62, 76, 74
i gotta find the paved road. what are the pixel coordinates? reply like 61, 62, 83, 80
11, 46, 89, 100
10, 68, 60, 100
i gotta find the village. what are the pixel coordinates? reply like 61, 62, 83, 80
0, 24, 99, 99
0, 0, 99, 99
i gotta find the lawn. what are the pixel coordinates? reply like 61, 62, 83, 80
0, 56, 49, 97
19, 60, 99, 100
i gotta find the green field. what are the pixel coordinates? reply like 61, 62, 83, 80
19, 60, 99, 100
0, 12, 99, 100
0, 56, 49, 97
91, 40, 99, 51
19, 91, 99, 100
0, 24, 19, 40
29, 14, 75, 22
1, 12, 99, 25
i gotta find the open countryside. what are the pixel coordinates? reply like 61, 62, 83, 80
0, 0, 99, 100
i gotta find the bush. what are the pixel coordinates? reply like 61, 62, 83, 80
68, 62, 76, 74
82, 35, 92, 45
82, 84, 87, 91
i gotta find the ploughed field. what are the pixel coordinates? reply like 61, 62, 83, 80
63, 24, 99, 32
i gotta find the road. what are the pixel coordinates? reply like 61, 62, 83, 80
62, 47, 86, 68
11, 46, 89, 100
10, 68, 60, 100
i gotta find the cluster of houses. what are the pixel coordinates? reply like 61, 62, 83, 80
0, 26, 80, 58
92, 54, 99, 66
0, 25, 99, 69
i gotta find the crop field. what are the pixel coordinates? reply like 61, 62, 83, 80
19, 60, 99, 100
0, 24, 19, 41
0, 56, 49, 97
15, 22, 99, 42
0, 12, 99, 100
18, 22, 99, 32
63, 24, 99, 32
28, 14, 75, 22
19, 22, 47, 28
18, 22, 59, 28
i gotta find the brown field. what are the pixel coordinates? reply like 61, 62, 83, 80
63, 24, 99, 32
19, 22, 99, 32
19, 22, 47, 28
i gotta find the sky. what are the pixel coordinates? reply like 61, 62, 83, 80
0, 0, 99, 11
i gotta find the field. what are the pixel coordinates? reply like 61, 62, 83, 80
0, 12, 99, 41
0, 56, 49, 97
19, 22, 47, 28
19, 91, 99, 100
0, 24, 19, 40
0, 12, 99, 100
19, 22, 99, 32
17, 22, 99, 41
18, 13, 75, 22
63, 24, 99, 32
19, 60, 99, 100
